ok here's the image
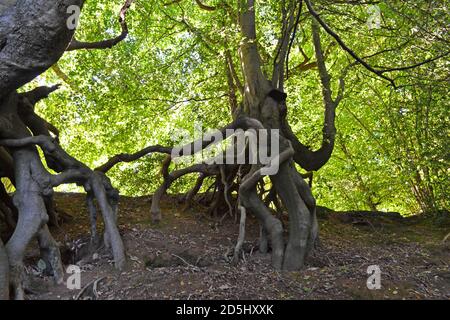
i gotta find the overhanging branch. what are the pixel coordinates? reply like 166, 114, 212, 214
283, 19, 347, 172
305, 0, 450, 88
305, 0, 395, 86
67, 0, 135, 51
195, 0, 216, 11
97, 117, 266, 173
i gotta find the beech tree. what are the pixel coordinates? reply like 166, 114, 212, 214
0, 0, 447, 300
0, 0, 128, 300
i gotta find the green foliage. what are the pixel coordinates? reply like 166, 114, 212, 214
29, 0, 448, 215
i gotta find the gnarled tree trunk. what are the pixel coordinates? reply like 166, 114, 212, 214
0, 0, 84, 97
0, 0, 127, 299
234, 0, 321, 270
98, 0, 338, 271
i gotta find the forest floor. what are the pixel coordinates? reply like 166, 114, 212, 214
20, 193, 450, 300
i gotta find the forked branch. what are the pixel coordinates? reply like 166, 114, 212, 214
305, 0, 450, 88
67, 0, 135, 51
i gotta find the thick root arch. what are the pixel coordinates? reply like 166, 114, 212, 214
0, 89, 126, 299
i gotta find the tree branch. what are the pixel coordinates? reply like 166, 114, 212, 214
272, 0, 298, 89
377, 51, 450, 74
67, 0, 135, 51
19, 85, 60, 105
305, 0, 396, 87
241, 143, 294, 191
305, 0, 450, 88
97, 117, 266, 173
225, 50, 244, 94
95, 145, 172, 173
282, 19, 346, 171
285, 0, 303, 80
0, 135, 57, 152
195, 0, 216, 11
51, 64, 77, 90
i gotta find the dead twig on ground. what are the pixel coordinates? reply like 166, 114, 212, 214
75, 276, 106, 300
171, 254, 201, 271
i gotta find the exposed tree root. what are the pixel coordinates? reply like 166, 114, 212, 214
220, 165, 234, 219
0, 0, 139, 300
258, 224, 269, 254
4, 146, 61, 300
37, 225, 64, 283
99, 117, 264, 223
0, 89, 126, 299
182, 173, 206, 211
99, 113, 320, 270
75, 276, 106, 300
232, 205, 246, 265
151, 163, 220, 223
272, 162, 311, 270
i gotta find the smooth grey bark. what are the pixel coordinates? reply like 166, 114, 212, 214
258, 224, 268, 254
0, 0, 84, 99
37, 225, 64, 282
272, 162, 312, 270
0, 0, 16, 14
240, 187, 285, 269
90, 173, 125, 268
0, 181, 17, 229
0, 80, 127, 299
16, 89, 125, 269
6, 147, 60, 300
234, 0, 320, 270
0, 0, 134, 300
